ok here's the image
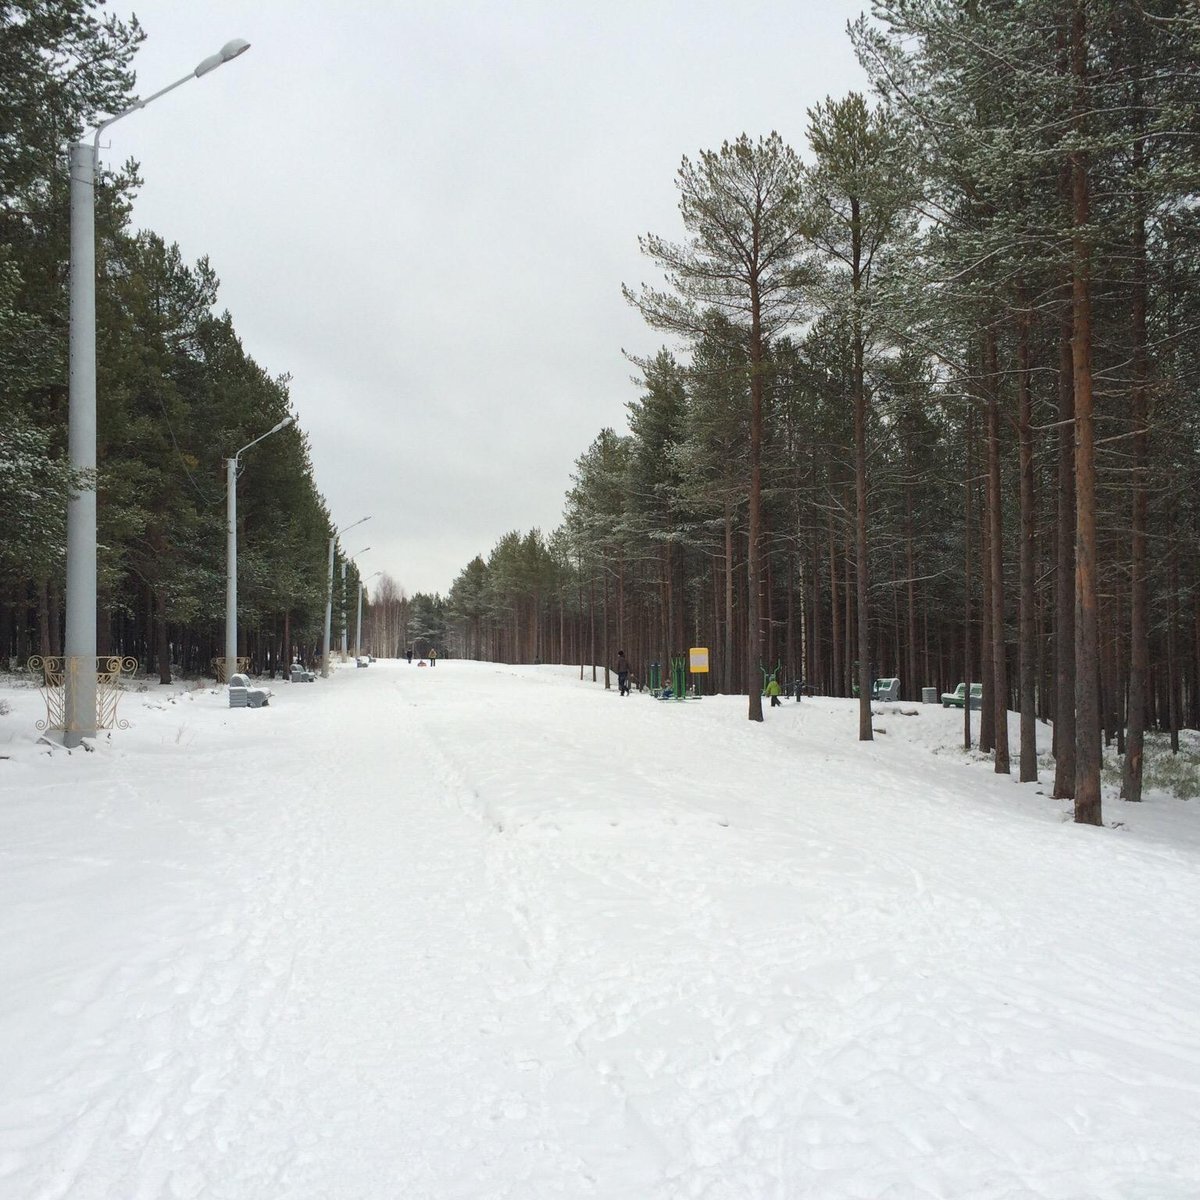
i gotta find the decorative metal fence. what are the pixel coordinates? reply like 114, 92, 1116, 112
213, 656, 250, 683
27, 655, 139, 734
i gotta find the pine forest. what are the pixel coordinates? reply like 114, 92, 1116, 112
3, 2, 1199, 826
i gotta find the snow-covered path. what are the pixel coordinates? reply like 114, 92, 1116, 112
2, 660, 1199, 1198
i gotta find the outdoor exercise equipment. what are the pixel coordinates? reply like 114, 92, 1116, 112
759, 660, 782, 695
647, 653, 708, 701
671, 655, 686, 700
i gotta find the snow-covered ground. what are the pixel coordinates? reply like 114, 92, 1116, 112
1, 659, 1198, 1199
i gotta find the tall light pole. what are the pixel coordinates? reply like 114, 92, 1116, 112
342, 546, 370, 661
323, 516, 371, 677
63, 37, 251, 746
340, 562, 347, 661
225, 417, 293, 682
357, 570, 381, 659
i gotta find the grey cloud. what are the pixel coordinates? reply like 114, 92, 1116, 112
112, 0, 867, 594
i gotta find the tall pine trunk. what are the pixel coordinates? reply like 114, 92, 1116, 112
964, 407, 975, 750
985, 327, 1010, 774
852, 199, 873, 741
155, 585, 171, 685
828, 514, 841, 696
747, 296, 765, 722
905, 446, 918, 703
979, 459, 995, 755
724, 502, 734, 694
1017, 310, 1038, 782
37, 578, 51, 657
1053, 299, 1077, 798
1070, 0, 1102, 825
1121, 123, 1150, 802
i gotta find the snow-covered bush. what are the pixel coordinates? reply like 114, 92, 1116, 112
1104, 732, 1200, 802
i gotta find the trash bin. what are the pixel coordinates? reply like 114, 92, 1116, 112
921, 687, 937, 704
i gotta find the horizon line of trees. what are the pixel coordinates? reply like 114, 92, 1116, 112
433, 0, 1199, 827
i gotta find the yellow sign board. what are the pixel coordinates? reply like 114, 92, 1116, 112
689, 647, 709, 673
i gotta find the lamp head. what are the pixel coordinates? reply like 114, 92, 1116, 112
270, 416, 294, 434
195, 38, 251, 78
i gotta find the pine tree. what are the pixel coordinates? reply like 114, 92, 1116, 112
625, 134, 810, 721
806, 92, 916, 740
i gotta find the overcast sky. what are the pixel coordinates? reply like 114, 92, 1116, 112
115, 1, 869, 596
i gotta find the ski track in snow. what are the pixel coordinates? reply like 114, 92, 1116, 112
0, 660, 1198, 1198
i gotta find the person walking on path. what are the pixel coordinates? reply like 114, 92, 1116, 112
766, 677, 782, 708
430, 648, 438, 667
406, 649, 413, 664
616, 650, 631, 697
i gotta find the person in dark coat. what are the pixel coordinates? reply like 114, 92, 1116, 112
616, 650, 631, 696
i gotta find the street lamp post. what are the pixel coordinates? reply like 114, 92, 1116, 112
323, 516, 371, 677
225, 417, 293, 683
357, 571, 381, 659
63, 38, 251, 746
343, 547, 370, 661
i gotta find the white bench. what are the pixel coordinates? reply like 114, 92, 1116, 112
873, 677, 901, 702
229, 673, 270, 708
290, 663, 316, 682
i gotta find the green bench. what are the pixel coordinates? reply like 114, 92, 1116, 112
941, 682, 982, 710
